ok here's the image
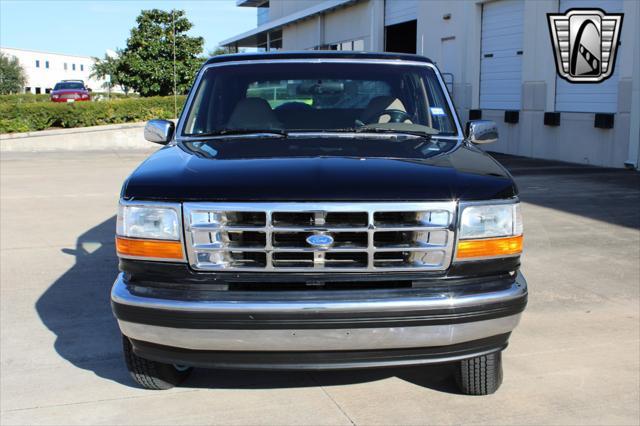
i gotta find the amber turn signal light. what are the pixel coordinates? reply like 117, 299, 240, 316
455, 235, 523, 260
115, 236, 184, 260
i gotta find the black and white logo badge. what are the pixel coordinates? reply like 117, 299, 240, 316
547, 9, 623, 83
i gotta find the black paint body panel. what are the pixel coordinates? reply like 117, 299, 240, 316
204, 51, 434, 66
119, 258, 520, 290
122, 142, 517, 202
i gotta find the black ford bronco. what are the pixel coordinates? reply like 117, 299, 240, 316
111, 51, 527, 395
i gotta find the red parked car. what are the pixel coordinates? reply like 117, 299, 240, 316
50, 80, 91, 102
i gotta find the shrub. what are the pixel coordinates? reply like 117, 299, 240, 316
0, 93, 139, 105
0, 118, 30, 133
0, 93, 51, 104
91, 92, 140, 100
0, 96, 186, 133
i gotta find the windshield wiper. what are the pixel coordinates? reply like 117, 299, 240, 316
351, 126, 436, 139
186, 128, 288, 138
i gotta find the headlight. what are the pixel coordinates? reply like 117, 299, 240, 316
460, 203, 521, 239
117, 204, 180, 240
116, 202, 185, 261
455, 202, 523, 261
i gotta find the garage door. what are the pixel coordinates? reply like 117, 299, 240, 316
384, 0, 418, 26
480, 0, 524, 110
555, 0, 622, 113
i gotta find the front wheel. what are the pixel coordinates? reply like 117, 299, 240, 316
122, 335, 192, 390
454, 351, 503, 395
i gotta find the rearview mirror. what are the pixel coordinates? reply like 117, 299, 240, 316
144, 119, 174, 145
296, 81, 344, 95
465, 120, 498, 144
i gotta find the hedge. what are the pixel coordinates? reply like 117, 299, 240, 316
0, 92, 137, 105
0, 96, 186, 133
0, 94, 51, 104
91, 92, 140, 100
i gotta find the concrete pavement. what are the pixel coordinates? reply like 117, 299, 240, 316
0, 122, 149, 152
1, 150, 638, 425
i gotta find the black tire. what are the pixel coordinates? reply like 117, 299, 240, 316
454, 351, 503, 395
122, 335, 192, 390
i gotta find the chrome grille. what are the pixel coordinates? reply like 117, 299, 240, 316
183, 202, 456, 272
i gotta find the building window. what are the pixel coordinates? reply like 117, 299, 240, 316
80, 64, 84, 71
256, 29, 282, 52
269, 30, 282, 51
25, 87, 31, 93
35, 87, 41, 94
45, 88, 52, 94
72, 63, 76, 71
64, 63, 67, 70
45, 60, 49, 69
257, 6, 269, 26
35, 60, 40, 68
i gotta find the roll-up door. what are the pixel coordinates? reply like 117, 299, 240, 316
384, 0, 418, 26
479, 0, 524, 110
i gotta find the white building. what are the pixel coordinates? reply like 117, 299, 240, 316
0, 47, 111, 94
221, 0, 640, 169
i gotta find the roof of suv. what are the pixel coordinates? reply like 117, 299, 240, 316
204, 51, 433, 66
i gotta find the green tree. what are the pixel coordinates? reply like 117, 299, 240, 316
91, 52, 132, 94
117, 9, 204, 97
208, 45, 239, 56
0, 53, 27, 94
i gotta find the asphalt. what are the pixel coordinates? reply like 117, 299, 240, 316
1, 149, 638, 425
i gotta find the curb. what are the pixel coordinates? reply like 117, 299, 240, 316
0, 122, 155, 152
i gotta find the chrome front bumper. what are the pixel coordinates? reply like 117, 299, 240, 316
112, 272, 527, 352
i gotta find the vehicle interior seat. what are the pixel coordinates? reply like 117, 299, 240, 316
359, 96, 411, 124
274, 104, 359, 130
227, 97, 282, 129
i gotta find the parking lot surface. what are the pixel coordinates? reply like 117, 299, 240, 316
1, 150, 639, 425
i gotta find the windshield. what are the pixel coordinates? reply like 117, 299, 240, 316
182, 62, 459, 137
54, 82, 85, 90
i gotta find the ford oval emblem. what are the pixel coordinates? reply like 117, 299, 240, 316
306, 234, 334, 247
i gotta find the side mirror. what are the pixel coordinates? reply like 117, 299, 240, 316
144, 119, 174, 145
465, 120, 498, 144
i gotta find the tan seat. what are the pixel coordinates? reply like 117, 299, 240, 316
227, 98, 282, 129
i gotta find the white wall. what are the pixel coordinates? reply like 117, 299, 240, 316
282, 0, 377, 50
273, 0, 640, 167
268, 0, 326, 22
0, 47, 110, 93
324, 1, 370, 45
416, 0, 639, 168
416, 1, 480, 117
283, 17, 323, 50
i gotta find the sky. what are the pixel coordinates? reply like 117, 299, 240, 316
0, 0, 256, 57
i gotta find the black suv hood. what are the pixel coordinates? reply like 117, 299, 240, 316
122, 143, 517, 201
